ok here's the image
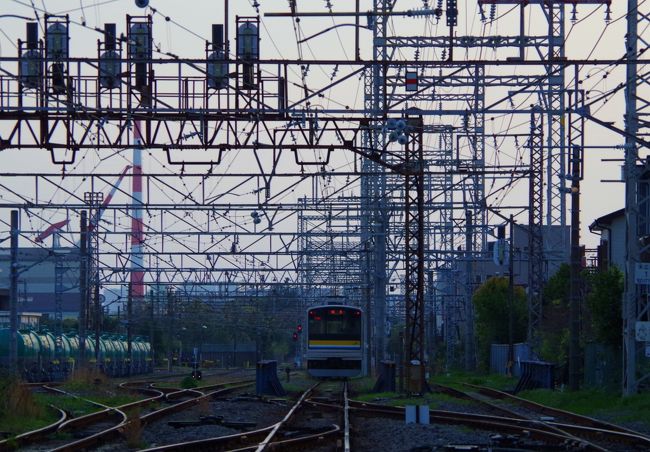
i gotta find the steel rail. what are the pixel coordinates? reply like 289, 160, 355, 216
343, 381, 351, 452
340, 400, 601, 450
431, 383, 605, 448
0, 405, 67, 452
54, 381, 253, 451
4, 379, 252, 451
254, 383, 320, 452
315, 399, 596, 449
140, 382, 321, 452
464, 383, 650, 439
348, 397, 649, 450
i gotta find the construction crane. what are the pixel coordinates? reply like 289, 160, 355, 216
34, 165, 132, 373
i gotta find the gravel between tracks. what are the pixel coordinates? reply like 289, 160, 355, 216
352, 417, 513, 451
98, 395, 289, 450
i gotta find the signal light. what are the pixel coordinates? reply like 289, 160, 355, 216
292, 332, 298, 341
297, 324, 303, 333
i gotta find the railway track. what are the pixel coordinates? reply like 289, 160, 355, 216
430, 383, 650, 451
0, 378, 254, 452
141, 380, 351, 451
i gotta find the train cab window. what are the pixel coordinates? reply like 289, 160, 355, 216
308, 307, 361, 340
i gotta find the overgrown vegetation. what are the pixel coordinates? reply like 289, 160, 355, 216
430, 371, 516, 391
472, 276, 528, 369
0, 377, 55, 436
585, 266, 623, 348
180, 376, 198, 389
519, 388, 650, 427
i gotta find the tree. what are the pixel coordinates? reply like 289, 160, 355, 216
539, 264, 571, 365
586, 266, 623, 348
473, 276, 528, 368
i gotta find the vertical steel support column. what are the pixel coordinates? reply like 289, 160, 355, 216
404, 116, 425, 392
545, 0, 567, 232
9, 210, 19, 373
85, 191, 103, 368
568, 81, 585, 391
54, 233, 64, 362
465, 209, 475, 370
127, 282, 132, 376
361, 0, 390, 375
623, 0, 640, 396
568, 136, 583, 391
528, 109, 545, 346
167, 288, 174, 372
79, 210, 88, 365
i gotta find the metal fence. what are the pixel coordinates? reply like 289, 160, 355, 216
490, 343, 532, 377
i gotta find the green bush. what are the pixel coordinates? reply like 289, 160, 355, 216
181, 376, 198, 389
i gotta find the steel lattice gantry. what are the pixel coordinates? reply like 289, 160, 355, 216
0, 0, 632, 384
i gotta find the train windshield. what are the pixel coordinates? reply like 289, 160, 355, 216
308, 307, 361, 340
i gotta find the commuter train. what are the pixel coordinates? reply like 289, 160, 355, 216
0, 329, 153, 382
305, 305, 363, 378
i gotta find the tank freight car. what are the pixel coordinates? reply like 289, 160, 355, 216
305, 305, 363, 378
0, 329, 152, 382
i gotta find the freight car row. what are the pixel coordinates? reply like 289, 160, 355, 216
0, 328, 152, 381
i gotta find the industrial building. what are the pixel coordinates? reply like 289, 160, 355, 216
0, 247, 81, 317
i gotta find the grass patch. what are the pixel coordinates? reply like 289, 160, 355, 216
33, 393, 99, 417
430, 371, 516, 391
180, 376, 199, 389
518, 388, 650, 427
354, 391, 397, 402
0, 378, 58, 437
349, 376, 376, 395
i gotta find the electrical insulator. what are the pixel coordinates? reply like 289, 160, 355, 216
46, 22, 68, 60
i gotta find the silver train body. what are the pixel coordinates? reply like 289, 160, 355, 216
305, 305, 363, 378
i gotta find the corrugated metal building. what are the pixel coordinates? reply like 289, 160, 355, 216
0, 247, 81, 317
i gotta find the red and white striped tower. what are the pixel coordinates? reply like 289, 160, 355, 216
130, 119, 145, 301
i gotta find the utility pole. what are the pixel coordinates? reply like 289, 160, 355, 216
465, 209, 475, 371
9, 210, 19, 374
508, 215, 515, 376
167, 287, 174, 372
569, 100, 584, 391
623, 0, 640, 396
127, 282, 133, 376
79, 210, 88, 366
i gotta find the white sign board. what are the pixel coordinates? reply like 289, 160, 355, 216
635, 263, 650, 284
635, 321, 650, 342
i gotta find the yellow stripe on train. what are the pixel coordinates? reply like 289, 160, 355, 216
308, 340, 361, 346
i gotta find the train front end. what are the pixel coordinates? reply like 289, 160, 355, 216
306, 305, 363, 378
